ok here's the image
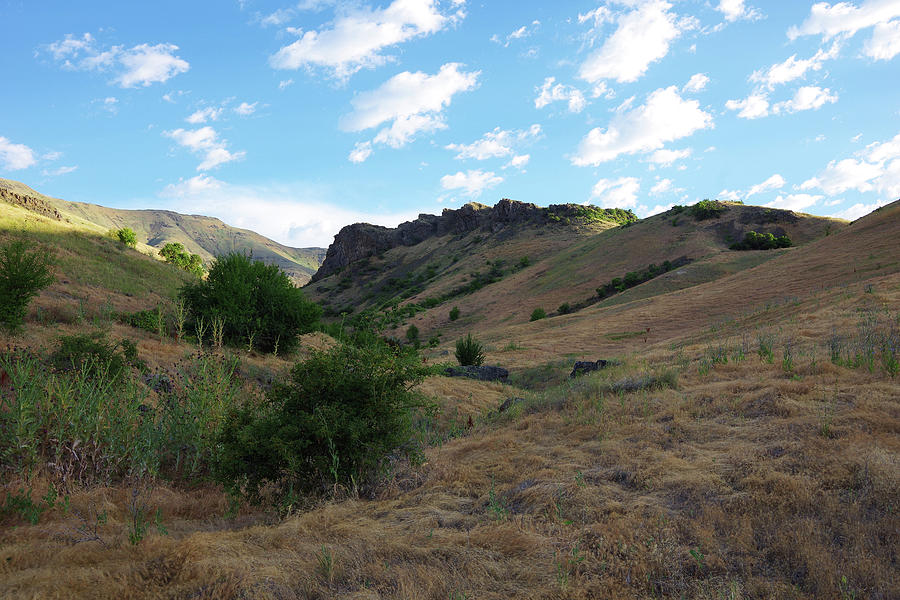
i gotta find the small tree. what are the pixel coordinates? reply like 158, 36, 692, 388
0, 240, 55, 332
406, 324, 419, 346
449, 306, 460, 321
530, 307, 547, 322
116, 228, 137, 248
159, 242, 204, 277
455, 333, 485, 366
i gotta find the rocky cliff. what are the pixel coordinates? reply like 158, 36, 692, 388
311, 199, 632, 282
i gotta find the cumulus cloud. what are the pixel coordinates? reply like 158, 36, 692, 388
164, 126, 245, 171
647, 147, 692, 166
572, 86, 713, 166
43, 34, 189, 88
491, 20, 540, 46
440, 169, 503, 198
683, 73, 709, 93
764, 193, 822, 212
788, 0, 900, 41
864, 18, 900, 59
750, 42, 840, 89
590, 177, 640, 208
160, 175, 421, 247
348, 141, 373, 163
578, 0, 695, 84
650, 178, 684, 195
341, 63, 478, 156
186, 106, 224, 124
534, 77, 586, 113
235, 102, 258, 116
772, 86, 838, 113
269, 0, 466, 80
505, 154, 530, 170
746, 173, 786, 197
725, 92, 771, 119
716, 0, 761, 22
801, 131, 900, 199
0, 136, 37, 170
445, 124, 540, 161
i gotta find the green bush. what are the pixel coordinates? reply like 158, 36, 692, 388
180, 252, 321, 354
530, 307, 547, 321
558, 302, 571, 315
49, 332, 145, 380
449, 306, 460, 321
116, 228, 137, 248
406, 324, 419, 345
455, 333, 485, 366
730, 231, 792, 251
214, 341, 429, 500
689, 199, 728, 221
159, 242, 204, 276
0, 239, 55, 332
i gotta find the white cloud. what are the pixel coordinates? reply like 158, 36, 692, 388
492, 20, 540, 46
164, 126, 245, 171
683, 73, 709, 93
716, 0, 761, 22
235, 102, 258, 116
750, 42, 840, 89
341, 63, 478, 152
590, 177, 640, 208
445, 124, 541, 160
269, 0, 465, 80
648, 147, 692, 166
801, 132, 900, 198
348, 141, 373, 163
42, 165, 78, 177
788, 0, 900, 40
160, 175, 420, 247
573, 86, 713, 165
578, 0, 694, 84
278, 79, 295, 90
772, 86, 838, 113
534, 77, 586, 113
650, 178, 679, 195
440, 169, 503, 198
864, 18, 900, 59
725, 92, 771, 119
0, 136, 37, 170
44, 34, 189, 88
186, 106, 224, 124
830, 201, 886, 220
505, 154, 530, 170
764, 193, 822, 211
746, 173, 786, 197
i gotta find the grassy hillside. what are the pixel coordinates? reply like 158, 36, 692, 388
0, 178, 326, 284
1, 195, 897, 599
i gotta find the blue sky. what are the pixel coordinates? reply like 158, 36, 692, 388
1, 0, 899, 247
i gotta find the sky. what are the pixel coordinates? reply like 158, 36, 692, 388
1, 0, 899, 248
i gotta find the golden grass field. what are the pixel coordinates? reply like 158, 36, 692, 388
1, 196, 898, 599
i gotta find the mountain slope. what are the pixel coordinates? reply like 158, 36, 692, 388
0, 179, 325, 284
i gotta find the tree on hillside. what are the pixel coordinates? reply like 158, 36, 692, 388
180, 252, 321, 353
116, 227, 137, 248
159, 242, 204, 276
0, 239, 55, 332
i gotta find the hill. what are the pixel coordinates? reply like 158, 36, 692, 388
0, 178, 326, 284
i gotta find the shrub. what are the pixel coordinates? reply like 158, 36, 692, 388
530, 307, 547, 321
116, 228, 137, 248
689, 199, 727, 220
0, 239, 55, 332
449, 306, 460, 321
558, 302, 571, 315
406, 324, 419, 345
180, 252, 321, 354
159, 242, 204, 276
49, 332, 145, 380
214, 341, 429, 500
730, 231, 793, 251
455, 333, 485, 366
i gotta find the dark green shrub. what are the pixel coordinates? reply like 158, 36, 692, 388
126, 307, 164, 333
455, 333, 485, 366
0, 240, 55, 332
422, 297, 440, 309
159, 242, 204, 276
214, 341, 429, 500
116, 228, 137, 248
49, 332, 145, 380
518, 256, 531, 269
449, 306, 460, 321
530, 307, 547, 321
730, 231, 793, 251
558, 302, 571, 315
180, 252, 321, 354
406, 324, 419, 345
427, 335, 440, 348
689, 199, 727, 220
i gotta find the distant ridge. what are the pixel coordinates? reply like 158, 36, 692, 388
0, 178, 326, 284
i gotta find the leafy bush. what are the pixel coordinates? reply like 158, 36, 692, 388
530, 307, 547, 321
689, 199, 728, 220
0, 239, 55, 332
730, 231, 793, 251
595, 257, 689, 300
180, 252, 322, 354
455, 333, 485, 366
116, 228, 137, 248
558, 302, 571, 315
214, 341, 429, 500
159, 242, 204, 276
49, 332, 145, 380
449, 306, 460, 321
406, 324, 419, 345
125, 306, 164, 334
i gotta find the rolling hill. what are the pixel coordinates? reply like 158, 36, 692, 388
0, 178, 325, 284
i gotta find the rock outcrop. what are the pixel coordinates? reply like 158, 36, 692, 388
312, 199, 606, 281
445, 365, 510, 382
0, 188, 63, 220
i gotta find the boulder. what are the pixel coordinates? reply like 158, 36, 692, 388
445, 365, 509, 382
570, 360, 611, 378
